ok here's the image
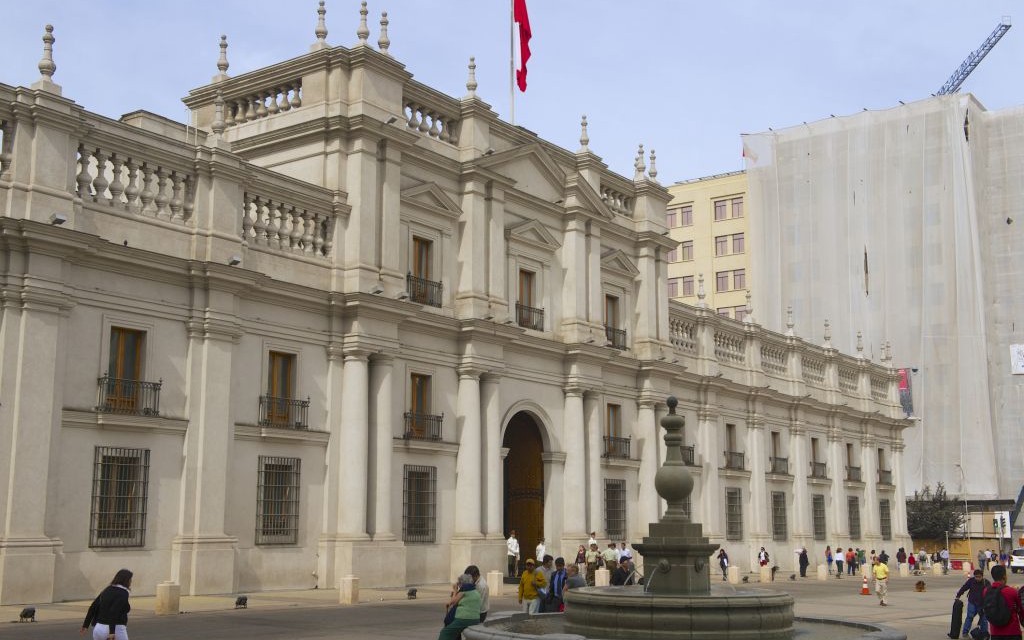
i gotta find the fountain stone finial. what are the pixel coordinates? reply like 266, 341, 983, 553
654, 396, 693, 521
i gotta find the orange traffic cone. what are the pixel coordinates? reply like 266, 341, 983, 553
860, 576, 870, 595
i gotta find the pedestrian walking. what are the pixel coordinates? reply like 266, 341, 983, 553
81, 569, 133, 640
717, 549, 729, 581
517, 559, 547, 614
872, 556, 889, 606
799, 548, 810, 578
983, 564, 1024, 639
826, 545, 834, 575
954, 569, 990, 638
834, 542, 844, 577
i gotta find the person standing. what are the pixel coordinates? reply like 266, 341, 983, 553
718, 549, 730, 581
758, 547, 770, 567
81, 569, 133, 640
846, 548, 856, 576
517, 558, 547, 614
438, 573, 481, 640
825, 546, 834, 575
506, 530, 520, 578
465, 565, 489, 623
587, 531, 598, 548
872, 556, 889, 606
563, 564, 587, 597
536, 538, 546, 564
799, 548, 810, 578
602, 542, 619, 570
984, 565, 1024, 639
574, 544, 587, 576
979, 549, 988, 573
585, 542, 601, 586
834, 543, 844, 578
536, 555, 554, 611
548, 557, 568, 612
940, 548, 950, 572
610, 557, 630, 586
956, 569, 990, 638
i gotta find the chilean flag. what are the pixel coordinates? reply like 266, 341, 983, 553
514, 0, 531, 92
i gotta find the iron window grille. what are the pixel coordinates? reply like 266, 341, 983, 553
96, 375, 162, 416
403, 465, 436, 543
406, 272, 442, 307
90, 447, 150, 548
258, 395, 310, 429
725, 487, 743, 540
846, 466, 862, 482
403, 412, 443, 440
602, 436, 631, 459
879, 499, 892, 540
848, 496, 861, 540
812, 494, 827, 540
878, 469, 893, 485
724, 450, 745, 470
604, 479, 626, 540
605, 325, 627, 350
769, 456, 789, 475
771, 491, 788, 541
515, 302, 545, 331
810, 461, 827, 479
256, 456, 300, 545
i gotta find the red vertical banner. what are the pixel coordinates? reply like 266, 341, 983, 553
513, 0, 531, 92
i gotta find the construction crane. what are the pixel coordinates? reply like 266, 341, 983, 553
936, 17, 1012, 95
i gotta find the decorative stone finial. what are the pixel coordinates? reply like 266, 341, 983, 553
356, 1, 370, 43
212, 92, 226, 137
856, 330, 864, 358
315, 1, 328, 41
666, 396, 678, 413
648, 149, 658, 181
464, 57, 478, 98
785, 305, 795, 336
697, 273, 706, 307
38, 24, 56, 80
213, 35, 230, 82
655, 397, 692, 522
823, 319, 832, 348
578, 115, 590, 153
633, 144, 646, 181
743, 290, 753, 324
378, 12, 390, 54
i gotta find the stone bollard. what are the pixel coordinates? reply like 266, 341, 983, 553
899, 563, 909, 577
487, 570, 503, 597
727, 565, 740, 584
595, 568, 610, 587
340, 575, 359, 605
962, 562, 973, 574
759, 565, 772, 583
816, 564, 828, 581
932, 563, 944, 576
862, 564, 871, 579
154, 581, 180, 615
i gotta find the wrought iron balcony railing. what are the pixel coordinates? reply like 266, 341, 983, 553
724, 450, 745, 470
602, 435, 631, 459
769, 456, 789, 474
605, 325, 627, 350
259, 395, 310, 429
97, 375, 162, 416
407, 273, 443, 307
810, 461, 828, 479
878, 469, 893, 485
515, 302, 545, 331
403, 411, 443, 440
846, 466, 862, 482
682, 445, 696, 466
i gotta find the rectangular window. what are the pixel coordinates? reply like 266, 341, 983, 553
811, 437, 820, 463
733, 268, 746, 291
715, 235, 728, 257
668, 277, 680, 298
105, 327, 145, 412
848, 496, 861, 540
605, 403, 622, 439
733, 305, 747, 320
877, 448, 885, 470
403, 465, 437, 543
771, 491, 787, 541
725, 423, 736, 452
266, 351, 297, 425
770, 431, 781, 458
605, 479, 626, 540
812, 494, 827, 540
518, 269, 536, 308
410, 373, 431, 415
682, 493, 692, 521
717, 307, 731, 317
90, 447, 150, 547
732, 232, 745, 254
256, 456, 300, 545
412, 236, 433, 280
681, 204, 693, 226
879, 499, 892, 540
846, 443, 854, 467
680, 240, 694, 262
716, 271, 729, 293
681, 275, 694, 297
604, 295, 619, 329
667, 246, 679, 262
666, 209, 679, 228
732, 197, 744, 218
714, 200, 727, 222
725, 487, 743, 540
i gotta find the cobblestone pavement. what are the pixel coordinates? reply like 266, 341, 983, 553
0, 571, 988, 639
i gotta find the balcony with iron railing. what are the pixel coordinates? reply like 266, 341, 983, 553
96, 375, 162, 416
682, 445, 696, 466
259, 395, 311, 429
724, 450, 745, 470
769, 456, 790, 475
846, 466, 862, 482
605, 325, 627, 350
516, 302, 545, 331
878, 469, 893, 485
407, 273, 442, 307
810, 461, 828, 479
603, 436, 631, 459
403, 411, 443, 441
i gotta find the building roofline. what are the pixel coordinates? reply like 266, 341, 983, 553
672, 169, 746, 186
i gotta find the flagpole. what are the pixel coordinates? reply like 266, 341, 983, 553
509, 0, 515, 125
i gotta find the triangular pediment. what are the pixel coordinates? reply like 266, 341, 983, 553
478, 143, 567, 202
601, 248, 640, 278
564, 174, 614, 219
505, 219, 562, 251
401, 182, 462, 219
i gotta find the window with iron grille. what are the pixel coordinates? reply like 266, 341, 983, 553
771, 491, 787, 540
725, 487, 743, 540
879, 499, 892, 540
682, 493, 692, 521
605, 479, 626, 540
403, 465, 436, 543
90, 447, 150, 547
256, 456, 300, 545
812, 494, 827, 540
848, 496, 861, 540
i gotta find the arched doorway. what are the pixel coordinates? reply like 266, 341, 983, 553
503, 411, 545, 575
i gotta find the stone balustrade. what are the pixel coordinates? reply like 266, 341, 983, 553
241, 168, 335, 258
223, 81, 302, 128
599, 183, 634, 217
403, 83, 460, 144
668, 316, 697, 355
870, 373, 889, 401
0, 119, 12, 182
837, 364, 859, 394
759, 339, 788, 376
713, 325, 746, 364
801, 354, 827, 384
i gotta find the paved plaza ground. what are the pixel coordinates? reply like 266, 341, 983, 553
0, 571, 994, 639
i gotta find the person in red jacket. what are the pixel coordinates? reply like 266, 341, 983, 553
985, 565, 1024, 638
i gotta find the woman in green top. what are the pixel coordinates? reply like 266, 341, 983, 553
438, 574, 481, 640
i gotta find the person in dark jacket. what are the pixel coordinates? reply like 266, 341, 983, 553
610, 557, 630, 586
798, 548, 810, 578
81, 568, 133, 640
956, 569, 990, 638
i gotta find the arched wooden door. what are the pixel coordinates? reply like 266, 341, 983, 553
503, 412, 544, 572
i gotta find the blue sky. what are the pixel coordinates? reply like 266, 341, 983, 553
1, 1, 1019, 182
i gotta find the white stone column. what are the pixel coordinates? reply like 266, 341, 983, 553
746, 419, 768, 540
562, 387, 588, 542
697, 407, 722, 537
378, 142, 403, 290
637, 400, 660, 528
486, 187, 508, 316
584, 392, 604, 535
790, 427, 810, 540
827, 431, 848, 537
586, 221, 603, 336
482, 375, 503, 538
339, 351, 370, 538
369, 355, 395, 540
560, 216, 590, 341
891, 442, 910, 538
861, 436, 880, 540
454, 367, 483, 536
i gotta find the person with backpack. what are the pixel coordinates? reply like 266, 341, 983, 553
955, 569, 991, 638
983, 565, 1024, 638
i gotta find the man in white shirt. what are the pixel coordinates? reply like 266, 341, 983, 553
507, 530, 520, 577
618, 542, 633, 562
587, 531, 598, 548
536, 538, 546, 564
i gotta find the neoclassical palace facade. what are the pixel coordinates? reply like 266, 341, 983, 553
0, 9, 910, 604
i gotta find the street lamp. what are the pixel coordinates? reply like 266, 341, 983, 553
955, 463, 972, 564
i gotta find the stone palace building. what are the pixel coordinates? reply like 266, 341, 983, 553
0, 4, 911, 604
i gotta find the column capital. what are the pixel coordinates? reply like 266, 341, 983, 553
481, 371, 502, 384
697, 405, 718, 422
326, 342, 345, 361
369, 353, 395, 365
564, 385, 585, 398
789, 421, 806, 437
457, 365, 485, 379
891, 441, 905, 453
343, 348, 372, 362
